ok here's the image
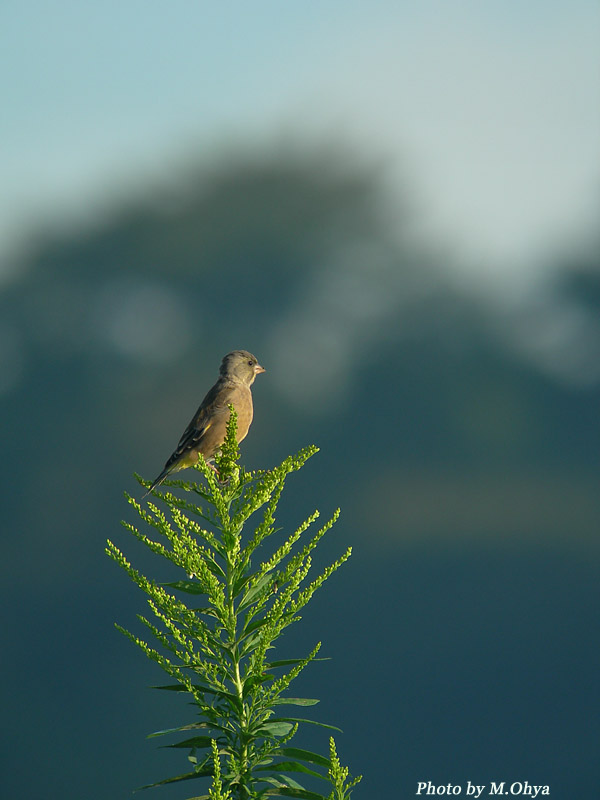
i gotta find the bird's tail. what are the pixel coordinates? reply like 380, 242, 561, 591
142, 468, 170, 499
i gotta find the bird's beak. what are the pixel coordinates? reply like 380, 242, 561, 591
254, 363, 266, 375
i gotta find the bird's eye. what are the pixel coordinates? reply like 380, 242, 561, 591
248, 360, 254, 366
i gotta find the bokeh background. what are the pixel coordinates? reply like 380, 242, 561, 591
2, 3, 599, 798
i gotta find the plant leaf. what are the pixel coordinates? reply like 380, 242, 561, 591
136, 764, 212, 790
272, 698, 319, 707
276, 748, 330, 768
238, 573, 274, 611
232, 570, 253, 598
148, 722, 228, 738
203, 561, 226, 581
266, 658, 330, 669
262, 788, 327, 799
254, 761, 323, 778
239, 630, 265, 657
164, 736, 215, 749
270, 717, 342, 732
152, 684, 219, 695
257, 721, 294, 736
241, 615, 269, 638
163, 580, 208, 595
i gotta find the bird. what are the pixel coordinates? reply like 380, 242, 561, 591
144, 350, 265, 496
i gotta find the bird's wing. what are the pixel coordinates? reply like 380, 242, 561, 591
163, 380, 235, 470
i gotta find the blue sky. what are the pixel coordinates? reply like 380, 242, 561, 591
2, 1, 599, 284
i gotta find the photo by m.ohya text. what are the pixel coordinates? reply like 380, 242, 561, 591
416, 781, 549, 797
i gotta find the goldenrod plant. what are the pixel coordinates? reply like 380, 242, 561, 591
107, 410, 361, 799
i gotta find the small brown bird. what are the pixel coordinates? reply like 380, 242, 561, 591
144, 350, 265, 496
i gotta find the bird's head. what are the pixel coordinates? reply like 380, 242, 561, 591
221, 350, 265, 385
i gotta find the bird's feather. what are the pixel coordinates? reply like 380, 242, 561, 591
143, 350, 263, 498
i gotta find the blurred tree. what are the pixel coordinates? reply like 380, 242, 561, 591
1, 144, 598, 800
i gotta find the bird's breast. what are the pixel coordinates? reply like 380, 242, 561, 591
232, 386, 253, 442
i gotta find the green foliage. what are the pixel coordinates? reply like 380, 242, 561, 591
107, 409, 360, 799
208, 739, 233, 800
327, 739, 362, 800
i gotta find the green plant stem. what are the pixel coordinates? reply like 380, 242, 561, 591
108, 409, 360, 798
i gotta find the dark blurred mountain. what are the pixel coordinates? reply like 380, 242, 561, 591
1, 146, 598, 798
